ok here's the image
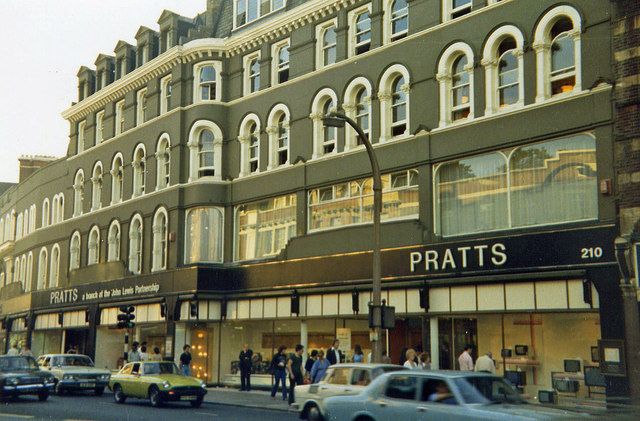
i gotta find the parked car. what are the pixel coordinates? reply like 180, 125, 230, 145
0, 355, 55, 401
295, 363, 406, 421
108, 361, 207, 408
36, 354, 111, 395
323, 370, 591, 421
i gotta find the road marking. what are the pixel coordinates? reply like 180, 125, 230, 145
194, 412, 218, 417
0, 415, 34, 419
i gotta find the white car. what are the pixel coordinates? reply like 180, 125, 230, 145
294, 363, 405, 421
36, 354, 111, 396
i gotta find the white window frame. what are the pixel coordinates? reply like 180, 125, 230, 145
136, 88, 147, 126
87, 225, 100, 265
443, 0, 472, 22
95, 110, 104, 144
42, 198, 50, 228
271, 39, 290, 86
73, 169, 84, 217
243, 52, 261, 95
437, 42, 475, 128
188, 120, 223, 182
115, 100, 125, 135
132, 144, 146, 198
77, 121, 86, 154
152, 207, 168, 272
155, 133, 171, 190
343, 77, 373, 150
233, 0, 287, 29
37, 248, 48, 290
267, 104, 291, 170
70, 231, 81, 271
384, 0, 409, 44
379, 64, 411, 142
91, 161, 103, 211
160, 74, 172, 114
107, 220, 121, 262
49, 244, 60, 289
533, 5, 582, 102
348, 4, 372, 57
193, 61, 222, 103
110, 154, 124, 205
238, 114, 262, 177
316, 19, 338, 69
310, 88, 339, 159
128, 214, 143, 275
25, 253, 32, 292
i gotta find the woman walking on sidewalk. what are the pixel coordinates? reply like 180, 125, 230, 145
310, 351, 330, 383
270, 345, 288, 400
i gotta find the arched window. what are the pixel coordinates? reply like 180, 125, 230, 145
49, 245, 60, 288
37, 248, 48, 290
533, 6, 582, 101
42, 198, 50, 228
437, 43, 474, 127
245, 54, 261, 94
194, 62, 222, 102
272, 40, 290, 85
70, 231, 81, 271
28, 205, 36, 234
13, 257, 20, 285
344, 78, 373, 150
317, 21, 337, 68
73, 170, 84, 217
111, 154, 124, 204
267, 105, 290, 169
156, 134, 171, 190
185, 207, 224, 264
91, 162, 103, 211
132, 144, 146, 197
379, 65, 411, 141
16, 213, 23, 240
128, 214, 143, 275
107, 220, 121, 262
25, 252, 33, 292
58, 195, 64, 222
152, 208, 168, 271
52, 194, 63, 224
20, 255, 27, 291
239, 115, 261, 177
188, 121, 223, 182
482, 26, 525, 115
77, 121, 86, 155
199, 129, 215, 177
385, 0, 408, 43
349, 6, 371, 56
87, 226, 100, 265
310, 89, 339, 159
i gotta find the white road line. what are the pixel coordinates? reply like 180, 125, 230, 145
0, 414, 34, 419
194, 412, 218, 417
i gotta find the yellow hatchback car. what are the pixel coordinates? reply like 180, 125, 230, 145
108, 361, 207, 408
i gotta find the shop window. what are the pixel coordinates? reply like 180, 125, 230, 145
309, 169, 418, 232
435, 133, 597, 236
185, 207, 223, 264
235, 194, 297, 261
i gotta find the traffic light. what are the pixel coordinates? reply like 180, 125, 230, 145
189, 301, 198, 318
116, 305, 135, 329
419, 286, 430, 310
352, 290, 360, 314
291, 290, 300, 315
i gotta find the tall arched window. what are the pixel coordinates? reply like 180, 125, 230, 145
20, 255, 27, 291
15, 213, 23, 240
385, 0, 408, 43
91, 162, 103, 211
88, 226, 100, 265
194, 62, 222, 102
317, 21, 337, 68
379, 64, 411, 141
111, 154, 124, 204
533, 6, 582, 101
437, 43, 474, 127
185, 207, 224, 264
37, 248, 48, 290
73, 170, 85, 217
107, 220, 121, 262
49, 245, 60, 288
349, 6, 371, 56
129, 215, 143, 275
25, 252, 33, 292
188, 121, 223, 182
152, 208, 168, 272
267, 105, 290, 169
482, 26, 525, 115
70, 231, 81, 271
42, 198, 50, 228
310, 89, 339, 159
156, 134, 171, 190
132, 144, 146, 197
238, 115, 261, 177
344, 78, 373, 150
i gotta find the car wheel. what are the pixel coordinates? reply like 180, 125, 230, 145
95, 387, 105, 396
149, 386, 163, 408
113, 385, 126, 404
190, 396, 204, 408
38, 391, 49, 402
55, 381, 65, 395
307, 404, 323, 421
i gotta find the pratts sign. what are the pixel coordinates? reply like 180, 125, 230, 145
48, 283, 161, 305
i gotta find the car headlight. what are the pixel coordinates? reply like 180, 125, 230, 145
200, 380, 206, 389
162, 381, 170, 389
99, 374, 110, 381
63, 374, 75, 380
7, 378, 18, 386
44, 377, 55, 384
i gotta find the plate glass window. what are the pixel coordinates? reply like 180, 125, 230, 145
185, 208, 223, 264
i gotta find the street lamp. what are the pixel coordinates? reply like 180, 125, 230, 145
614, 236, 640, 404
322, 112, 383, 364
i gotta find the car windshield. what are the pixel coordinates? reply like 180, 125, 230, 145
0, 356, 38, 371
372, 366, 406, 379
453, 377, 525, 405
143, 362, 180, 375
54, 356, 94, 367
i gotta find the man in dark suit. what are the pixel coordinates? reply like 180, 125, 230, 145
239, 343, 253, 391
326, 339, 342, 365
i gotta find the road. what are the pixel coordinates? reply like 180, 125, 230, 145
0, 392, 299, 421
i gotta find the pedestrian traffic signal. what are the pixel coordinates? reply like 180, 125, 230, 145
352, 290, 359, 314
419, 286, 429, 310
189, 301, 198, 318
116, 305, 135, 329
291, 290, 300, 315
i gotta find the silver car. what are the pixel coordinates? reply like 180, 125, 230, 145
295, 364, 406, 421
36, 354, 111, 396
323, 370, 591, 421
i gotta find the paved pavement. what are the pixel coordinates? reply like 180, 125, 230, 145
204, 386, 295, 413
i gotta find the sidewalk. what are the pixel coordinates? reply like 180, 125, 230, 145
203, 387, 295, 413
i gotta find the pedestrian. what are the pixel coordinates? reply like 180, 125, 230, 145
310, 350, 330, 383
326, 339, 342, 365
458, 345, 474, 371
398, 347, 408, 366
7, 341, 19, 356
474, 351, 496, 374
381, 350, 392, 364
287, 344, 304, 405
66, 345, 78, 354
403, 349, 419, 369
353, 344, 364, 363
128, 341, 141, 362
180, 344, 192, 376
139, 345, 149, 361
239, 343, 253, 391
149, 346, 163, 361
19, 342, 34, 358
270, 345, 288, 401
304, 349, 318, 380
419, 351, 431, 370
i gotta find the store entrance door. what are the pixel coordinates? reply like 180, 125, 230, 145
438, 318, 477, 369
63, 329, 89, 354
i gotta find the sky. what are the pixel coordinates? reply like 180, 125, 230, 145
0, 0, 208, 183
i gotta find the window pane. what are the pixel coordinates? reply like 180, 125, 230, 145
248, 0, 259, 22
200, 66, 216, 83
551, 34, 575, 74
510, 135, 597, 227
385, 375, 417, 400
453, 0, 471, 8
185, 208, 223, 263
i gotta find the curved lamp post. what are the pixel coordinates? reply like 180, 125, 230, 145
322, 112, 383, 364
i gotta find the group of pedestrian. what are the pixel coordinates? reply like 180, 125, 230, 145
126, 341, 164, 363
458, 344, 497, 374
401, 348, 431, 370
6, 341, 34, 357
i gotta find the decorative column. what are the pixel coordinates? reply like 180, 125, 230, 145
435, 72, 451, 127
481, 58, 498, 115
309, 113, 324, 159
532, 42, 550, 102
266, 125, 278, 170
377, 91, 392, 143
342, 103, 357, 151
238, 135, 250, 177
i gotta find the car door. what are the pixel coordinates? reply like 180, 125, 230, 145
415, 377, 475, 421
129, 363, 144, 397
318, 367, 352, 400
365, 373, 420, 421
117, 364, 135, 395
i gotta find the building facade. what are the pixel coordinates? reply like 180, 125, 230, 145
0, 0, 637, 400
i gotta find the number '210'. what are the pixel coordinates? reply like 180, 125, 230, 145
581, 247, 603, 259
